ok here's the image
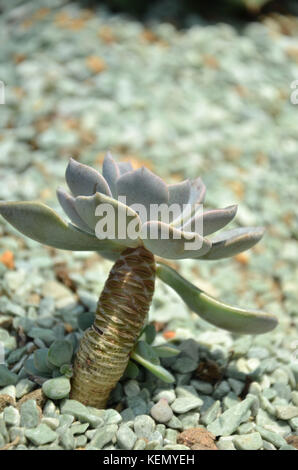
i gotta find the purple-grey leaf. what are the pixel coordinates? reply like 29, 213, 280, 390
65, 158, 111, 197
56, 187, 92, 233
117, 167, 169, 222
102, 152, 120, 198
201, 227, 265, 260
74, 192, 141, 247
0, 201, 123, 252
142, 221, 211, 259
182, 205, 238, 236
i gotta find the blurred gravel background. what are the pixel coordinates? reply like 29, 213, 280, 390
0, 0, 297, 451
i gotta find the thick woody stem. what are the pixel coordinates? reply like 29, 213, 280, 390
70, 246, 156, 408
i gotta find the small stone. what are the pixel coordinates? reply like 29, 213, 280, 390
117, 425, 137, 450
0, 385, 16, 399
121, 407, 135, 423
127, 395, 148, 416
163, 444, 190, 450
16, 379, 35, 399
191, 380, 213, 395
177, 427, 217, 450
255, 425, 287, 448
228, 378, 244, 396
171, 396, 203, 414
164, 428, 178, 445
20, 399, 41, 429
237, 421, 255, 434
70, 422, 89, 435
179, 411, 200, 430
150, 398, 173, 423
41, 417, 60, 430
86, 424, 118, 450
60, 399, 103, 428
27, 328, 56, 345
60, 428, 75, 450
233, 432, 263, 450
200, 400, 221, 426
213, 380, 230, 399
9, 426, 26, 445
124, 380, 140, 397
0, 365, 18, 387
275, 406, 298, 420
103, 409, 122, 425
25, 424, 57, 446
42, 377, 71, 400
279, 444, 297, 450
134, 415, 155, 439
3, 406, 20, 427
207, 395, 256, 436
171, 356, 197, 373
75, 435, 87, 448
167, 415, 183, 430
133, 438, 147, 450
217, 437, 236, 450
153, 388, 176, 404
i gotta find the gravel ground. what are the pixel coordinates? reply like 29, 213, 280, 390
0, 0, 298, 450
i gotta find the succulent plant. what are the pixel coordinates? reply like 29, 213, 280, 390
0, 153, 278, 407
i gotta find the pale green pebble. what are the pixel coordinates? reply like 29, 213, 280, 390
153, 388, 176, 404
59, 428, 75, 450
175, 385, 198, 398
259, 395, 276, 415
0, 385, 16, 398
123, 379, 140, 397
70, 422, 89, 435
9, 426, 26, 444
41, 417, 60, 430
60, 399, 103, 428
75, 435, 87, 448
24, 423, 57, 446
145, 440, 161, 450
171, 396, 202, 414
121, 408, 135, 422
86, 424, 118, 450
272, 368, 289, 384
248, 381, 262, 396
191, 379, 213, 395
207, 395, 256, 436
233, 432, 263, 450
0, 417, 9, 440
156, 424, 166, 436
223, 392, 239, 410
0, 365, 18, 387
273, 382, 291, 400
133, 438, 147, 450
103, 408, 122, 425
117, 425, 137, 450
228, 378, 244, 396
15, 444, 28, 450
263, 388, 277, 401
200, 400, 221, 426
43, 400, 57, 418
217, 437, 236, 450
85, 429, 96, 440
20, 399, 40, 429
164, 428, 178, 444
256, 410, 291, 436
213, 381, 230, 399
280, 444, 297, 450
42, 377, 71, 400
167, 415, 183, 430
237, 421, 255, 434
262, 440, 276, 450
127, 395, 147, 416
180, 411, 200, 429
163, 444, 190, 450
255, 425, 287, 448
291, 391, 298, 407
0, 433, 5, 448
16, 379, 35, 399
275, 406, 298, 420
289, 417, 298, 430
37, 444, 63, 450
134, 415, 155, 439
149, 430, 163, 445
3, 406, 20, 427
171, 356, 197, 373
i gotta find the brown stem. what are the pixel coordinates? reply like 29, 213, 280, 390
70, 246, 156, 408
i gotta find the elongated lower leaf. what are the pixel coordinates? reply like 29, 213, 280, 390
153, 344, 180, 358
0, 201, 123, 252
131, 351, 175, 383
156, 262, 278, 335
